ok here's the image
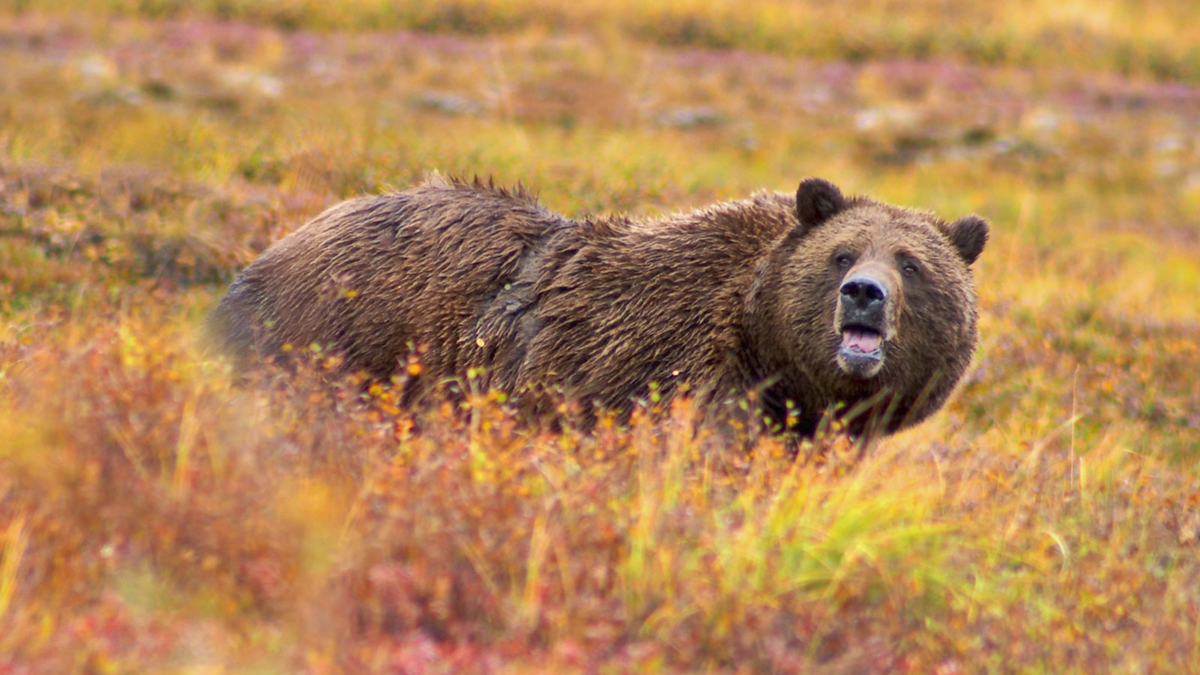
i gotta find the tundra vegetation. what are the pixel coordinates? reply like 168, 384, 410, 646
1, 1, 1199, 673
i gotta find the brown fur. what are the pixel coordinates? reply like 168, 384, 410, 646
209, 174, 987, 437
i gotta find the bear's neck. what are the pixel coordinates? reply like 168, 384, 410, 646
733, 255, 822, 432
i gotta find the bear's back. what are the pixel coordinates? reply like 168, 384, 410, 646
209, 177, 576, 378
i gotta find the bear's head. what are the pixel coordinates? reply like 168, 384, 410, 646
748, 178, 988, 434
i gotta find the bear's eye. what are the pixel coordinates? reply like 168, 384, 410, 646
835, 254, 855, 270
901, 261, 920, 278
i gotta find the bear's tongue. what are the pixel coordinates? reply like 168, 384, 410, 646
842, 328, 881, 353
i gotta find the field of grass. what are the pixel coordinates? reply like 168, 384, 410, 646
1, 1, 1199, 672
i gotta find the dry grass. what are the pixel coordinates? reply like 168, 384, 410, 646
1, 2, 1199, 672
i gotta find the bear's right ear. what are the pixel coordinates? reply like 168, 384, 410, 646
942, 215, 989, 266
796, 178, 846, 230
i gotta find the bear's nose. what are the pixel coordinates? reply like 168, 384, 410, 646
840, 275, 888, 312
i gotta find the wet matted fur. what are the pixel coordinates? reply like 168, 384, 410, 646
209, 175, 988, 437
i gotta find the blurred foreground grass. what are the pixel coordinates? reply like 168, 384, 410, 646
1, 2, 1199, 672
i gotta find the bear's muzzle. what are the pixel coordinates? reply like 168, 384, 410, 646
836, 271, 893, 379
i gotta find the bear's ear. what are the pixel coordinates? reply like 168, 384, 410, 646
795, 178, 846, 230
942, 215, 989, 266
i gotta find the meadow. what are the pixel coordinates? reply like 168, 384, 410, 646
1, 1, 1198, 672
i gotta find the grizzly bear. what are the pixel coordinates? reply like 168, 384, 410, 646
209, 175, 987, 437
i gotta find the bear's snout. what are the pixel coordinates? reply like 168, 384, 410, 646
835, 270, 896, 380
840, 275, 888, 317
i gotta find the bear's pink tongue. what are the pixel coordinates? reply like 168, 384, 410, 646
842, 328, 881, 353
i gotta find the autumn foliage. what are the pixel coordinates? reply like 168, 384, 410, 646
2, 1, 1199, 672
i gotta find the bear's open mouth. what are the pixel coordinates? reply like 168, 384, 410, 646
841, 326, 882, 354
837, 324, 884, 378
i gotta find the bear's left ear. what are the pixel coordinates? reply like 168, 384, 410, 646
941, 215, 989, 266
796, 178, 846, 231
